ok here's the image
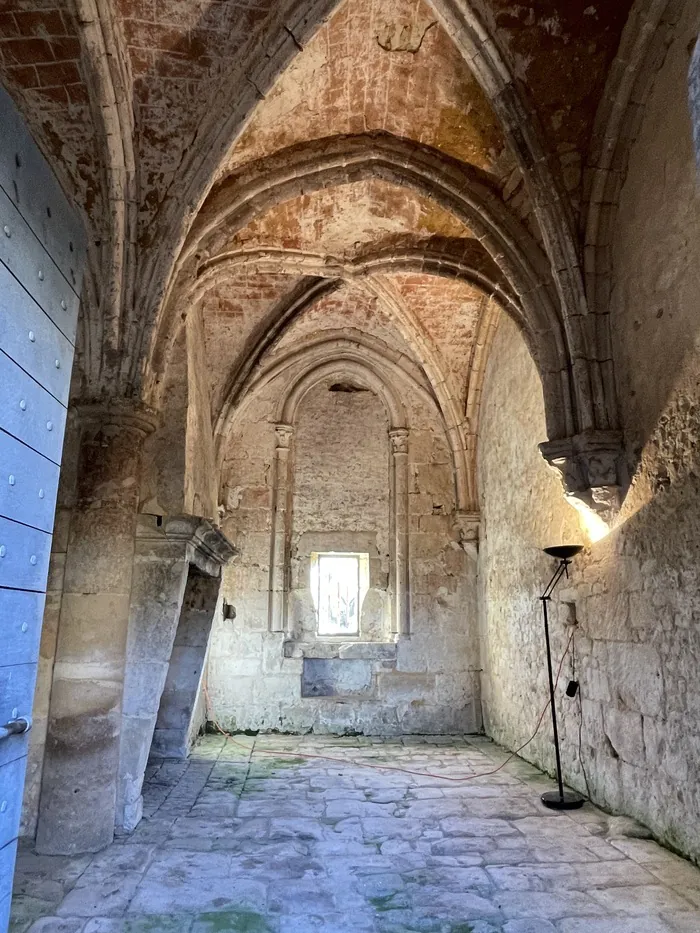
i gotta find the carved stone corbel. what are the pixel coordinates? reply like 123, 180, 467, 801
539, 430, 625, 525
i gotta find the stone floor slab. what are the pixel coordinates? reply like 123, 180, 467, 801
11, 735, 700, 933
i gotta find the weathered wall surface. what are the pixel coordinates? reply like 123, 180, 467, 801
289, 385, 391, 642
141, 309, 217, 521
184, 306, 218, 522
20, 416, 81, 838
477, 314, 586, 797
208, 367, 480, 735
478, 4, 700, 864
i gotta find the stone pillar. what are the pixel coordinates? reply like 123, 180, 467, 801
36, 402, 156, 855
116, 515, 235, 831
151, 570, 222, 758
390, 429, 410, 636
268, 423, 293, 633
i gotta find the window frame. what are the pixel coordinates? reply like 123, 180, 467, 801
310, 551, 370, 638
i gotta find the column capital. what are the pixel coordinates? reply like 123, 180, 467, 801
453, 510, 480, 559
73, 399, 159, 437
274, 422, 294, 449
453, 510, 480, 541
389, 427, 409, 455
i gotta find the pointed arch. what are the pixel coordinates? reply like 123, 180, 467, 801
146, 133, 579, 444
193, 240, 520, 316
129, 0, 603, 435
71, 0, 137, 394
584, 0, 679, 429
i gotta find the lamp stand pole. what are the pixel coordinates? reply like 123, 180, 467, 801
539, 557, 584, 811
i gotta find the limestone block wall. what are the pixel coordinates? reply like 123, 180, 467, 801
478, 15, 700, 863
208, 376, 480, 735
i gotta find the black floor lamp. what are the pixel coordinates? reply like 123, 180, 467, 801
540, 544, 585, 811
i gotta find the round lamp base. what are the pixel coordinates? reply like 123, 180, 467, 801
540, 790, 585, 811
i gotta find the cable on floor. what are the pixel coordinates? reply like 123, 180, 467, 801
572, 629, 592, 798
201, 628, 576, 785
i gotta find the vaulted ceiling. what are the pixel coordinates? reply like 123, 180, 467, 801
0, 0, 650, 514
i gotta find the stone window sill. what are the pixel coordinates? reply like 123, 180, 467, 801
283, 640, 397, 661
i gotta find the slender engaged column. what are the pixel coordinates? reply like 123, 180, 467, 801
268, 423, 293, 633
36, 402, 156, 854
390, 428, 410, 636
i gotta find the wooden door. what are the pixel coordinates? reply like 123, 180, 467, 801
0, 84, 85, 931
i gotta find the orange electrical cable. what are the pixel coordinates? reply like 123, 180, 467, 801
202, 629, 576, 784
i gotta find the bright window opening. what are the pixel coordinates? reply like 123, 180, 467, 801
310, 552, 370, 636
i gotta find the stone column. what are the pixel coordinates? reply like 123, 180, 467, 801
36, 402, 156, 855
116, 515, 235, 832
268, 423, 293, 633
390, 428, 410, 637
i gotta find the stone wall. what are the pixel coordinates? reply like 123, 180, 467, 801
141, 310, 218, 521
478, 4, 700, 865
289, 385, 391, 643
208, 370, 481, 735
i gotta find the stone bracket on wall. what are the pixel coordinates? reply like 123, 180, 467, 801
539, 431, 625, 525
116, 513, 236, 834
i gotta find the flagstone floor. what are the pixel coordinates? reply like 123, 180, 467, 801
11, 734, 700, 933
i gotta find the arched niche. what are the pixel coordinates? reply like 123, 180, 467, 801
288, 380, 392, 646
269, 359, 411, 639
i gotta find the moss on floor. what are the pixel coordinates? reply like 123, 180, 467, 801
191, 909, 273, 932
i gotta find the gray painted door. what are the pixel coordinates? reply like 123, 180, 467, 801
0, 85, 85, 931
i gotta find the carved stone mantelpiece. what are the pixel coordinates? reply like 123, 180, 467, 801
116, 513, 237, 833
155, 514, 238, 576
539, 431, 625, 525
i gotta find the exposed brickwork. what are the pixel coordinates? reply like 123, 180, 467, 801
116, 0, 274, 222
271, 284, 405, 356
228, 178, 472, 256
201, 270, 302, 414
388, 273, 488, 410
0, 3, 100, 212
226, 0, 514, 179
